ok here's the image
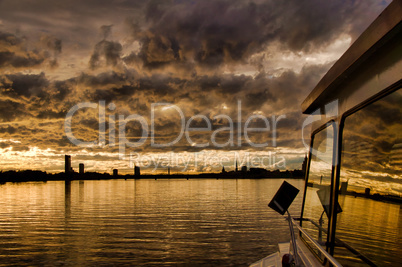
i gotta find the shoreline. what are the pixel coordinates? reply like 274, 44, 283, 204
0, 169, 305, 183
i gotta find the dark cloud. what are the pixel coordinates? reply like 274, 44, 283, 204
0, 31, 24, 46
244, 90, 274, 109
35, 110, 66, 119
41, 35, 62, 54
12, 145, 30, 151
53, 80, 71, 101
122, 52, 143, 67
0, 30, 64, 70
195, 74, 251, 94
139, 34, 178, 68
0, 125, 17, 134
41, 35, 62, 68
0, 50, 44, 69
138, 0, 272, 67
0, 100, 26, 122
4, 72, 49, 98
273, 0, 347, 52
0, 0, 391, 172
89, 40, 123, 69
129, 0, 388, 70
0, 142, 12, 149
341, 90, 402, 179
100, 25, 114, 40
78, 71, 128, 88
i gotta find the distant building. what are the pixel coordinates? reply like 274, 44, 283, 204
365, 188, 371, 196
113, 169, 118, 176
241, 165, 247, 178
134, 165, 141, 177
235, 160, 238, 172
241, 166, 247, 173
79, 163, 84, 174
221, 166, 226, 173
249, 168, 268, 177
340, 181, 348, 195
302, 154, 308, 175
65, 155, 73, 173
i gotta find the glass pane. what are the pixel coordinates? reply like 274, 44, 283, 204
302, 124, 335, 261
335, 89, 402, 266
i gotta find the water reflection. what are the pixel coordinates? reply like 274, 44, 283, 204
335, 195, 402, 266
341, 89, 402, 196
0, 179, 304, 266
335, 88, 402, 266
79, 181, 85, 203
65, 180, 71, 220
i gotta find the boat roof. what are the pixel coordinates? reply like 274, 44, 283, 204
302, 0, 402, 114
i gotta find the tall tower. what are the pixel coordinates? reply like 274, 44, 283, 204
235, 160, 238, 172
79, 163, 84, 174
134, 165, 141, 177
65, 155, 72, 173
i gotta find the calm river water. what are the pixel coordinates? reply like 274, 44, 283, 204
0, 179, 304, 266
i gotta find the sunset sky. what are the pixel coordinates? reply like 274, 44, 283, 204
0, 0, 391, 174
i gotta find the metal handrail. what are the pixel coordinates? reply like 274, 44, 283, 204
296, 218, 377, 267
290, 217, 343, 267
286, 211, 299, 266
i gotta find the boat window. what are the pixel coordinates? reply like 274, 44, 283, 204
301, 123, 335, 262
335, 88, 402, 266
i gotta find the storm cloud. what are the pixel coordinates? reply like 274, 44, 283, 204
0, 0, 391, 173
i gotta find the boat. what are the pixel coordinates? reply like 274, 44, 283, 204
251, 0, 402, 266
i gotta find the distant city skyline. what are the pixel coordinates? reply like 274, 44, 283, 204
0, 0, 391, 174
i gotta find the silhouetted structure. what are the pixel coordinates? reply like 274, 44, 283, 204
134, 166, 141, 177
221, 166, 226, 173
365, 188, 371, 196
340, 181, 348, 195
241, 165, 247, 178
113, 169, 118, 176
249, 168, 268, 177
79, 163, 84, 174
235, 160, 238, 172
65, 155, 72, 173
302, 154, 308, 175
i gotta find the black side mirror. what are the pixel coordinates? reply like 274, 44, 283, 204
317, 186, 343, 217
268, 181, 299, 215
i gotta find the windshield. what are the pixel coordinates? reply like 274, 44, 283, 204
334, 88, 402, 266
301, 123, 335, 262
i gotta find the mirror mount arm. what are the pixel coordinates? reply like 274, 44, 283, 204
286, 210, 300, 266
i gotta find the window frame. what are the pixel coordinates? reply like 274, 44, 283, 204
300, 120, 337, 263
332, 80, 402, 265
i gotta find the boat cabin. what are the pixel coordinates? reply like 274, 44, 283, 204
300, 0, 401, 266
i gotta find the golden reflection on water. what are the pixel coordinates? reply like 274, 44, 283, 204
335, 194, 402, 266
0, 179, 304, 266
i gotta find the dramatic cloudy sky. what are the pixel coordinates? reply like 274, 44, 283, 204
0, 0, 391, 174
